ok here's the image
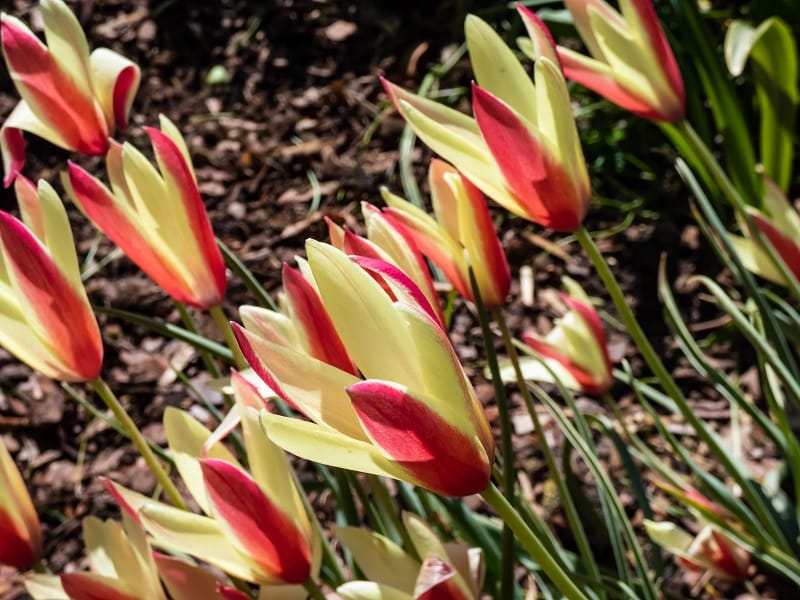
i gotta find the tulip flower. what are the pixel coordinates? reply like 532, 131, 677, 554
336, 512, 483, 600
63, 115, 226, 309
382, 10, 590, 232
550, 0, 685, 122
0, 0, 140, 185
235, 241, 495, 497
0, 440, 42, 570
729, 178, 800, 286
0, 176, 103, 382
106, 405, 317, 588
645, 520, 750, 581
508, 277, 612, 395
382, 159, 510, 309
326, 203, 443, 324
59, 516, 167, 600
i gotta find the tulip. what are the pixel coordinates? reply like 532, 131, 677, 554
729, 178, 800, 286
236, 241, 494, 497
336, 512, 483, 600
382, 159, 510, 309
645, 520, 750, 581
63, 115, 226, 310
510, 278, 612, 395
106, 405, 317, 587
382, 11, 590, 232
0, 176, 103, 381
551, 0, 685, 122
59, 516, 167, 600
0, 440, 42, 570
326, 203, 443, 324
0, 0, 140, 185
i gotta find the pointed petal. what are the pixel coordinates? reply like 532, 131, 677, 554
752, 213, 800, 283
381, 80, 523, 216
283, 263, 357, 374
556, 47, 660, 118
144, 126, 225, 308
306, 240, 422, 385
363, 201, 444, 324
351, 256, 442, 326
64, 161, 197, 307
200, 459, 311, 584
472, 84, 585, 231
0, 212, 102, 381
233, 324, 367, 440
381, 195, 470, 302
40, 0, 93, 99
452, 172, 510, 309
60, 572, 142, 600
347, 380, 491, 496
260, 411, 403, 480
335, 526, 419, 593
464, 14, 538, 123
139, 503, 267, 584
535, 58, 590, 199
0, 441, 41, 568
516, 5, 560, 65
153, 553, 224, 600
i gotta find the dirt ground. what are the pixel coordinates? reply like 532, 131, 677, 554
0, 1, 788, 598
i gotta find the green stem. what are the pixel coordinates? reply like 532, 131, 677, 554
89, 378, 186, 510
481, 482, 589, 600
469, 265, 514, 599
303, 578, 327, 600
575, 224, 791, 552
176, 302, 223, 379
209, 305, 247, 370
494, 312, 603, 594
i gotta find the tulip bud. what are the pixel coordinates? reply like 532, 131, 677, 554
63, 115, 226, 310
382, 13, 590, 232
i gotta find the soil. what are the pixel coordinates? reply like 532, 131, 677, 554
0, 1, 789, 598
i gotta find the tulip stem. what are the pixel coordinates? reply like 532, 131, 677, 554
574, 224, 792, 552
481, 482, 590, 600
209, 305, 248, 371
469, 267, 515, 599
494, 310, 604, 594
89, 378, 186, 510
303, 578, 327, 600
175, 302, 223, 379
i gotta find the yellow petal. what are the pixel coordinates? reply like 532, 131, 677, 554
464, 15, 538, 124
335, 526, 419, 593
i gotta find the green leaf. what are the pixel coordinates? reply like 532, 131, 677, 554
725, 18, 798, 191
